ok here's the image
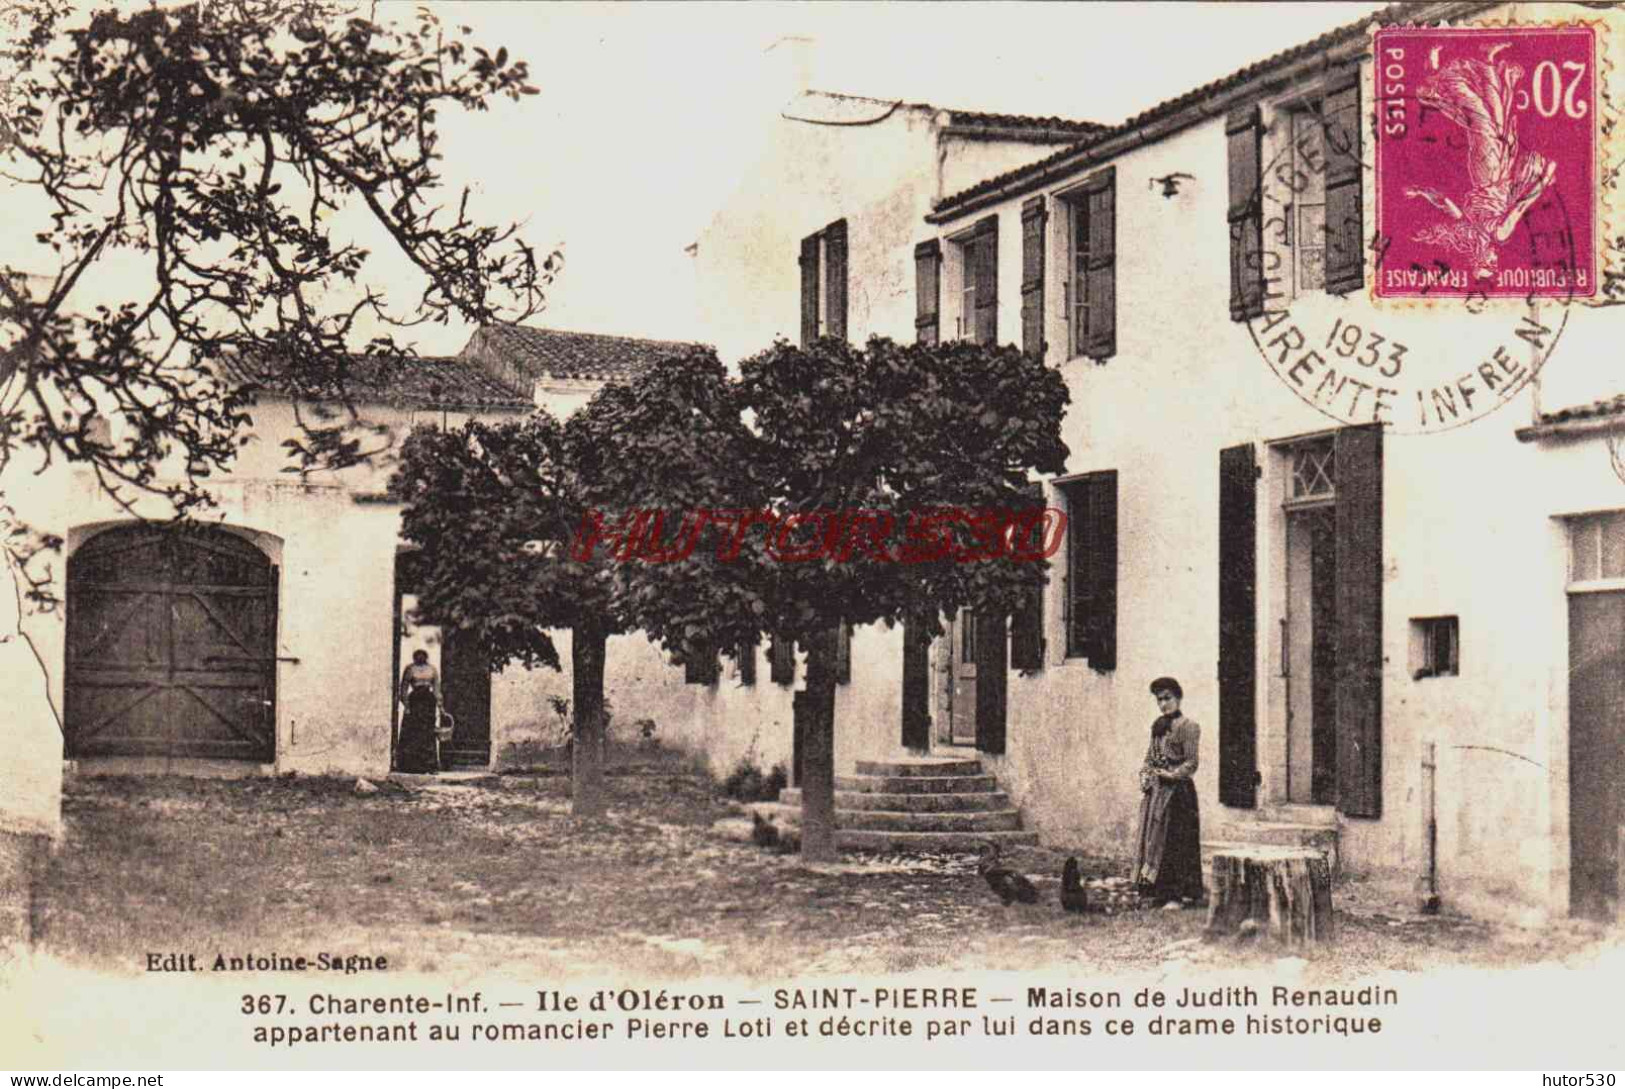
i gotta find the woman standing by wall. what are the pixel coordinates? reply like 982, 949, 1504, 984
1133, 677, 1205, 909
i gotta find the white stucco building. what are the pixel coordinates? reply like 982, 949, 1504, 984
886, 0, 1625, 924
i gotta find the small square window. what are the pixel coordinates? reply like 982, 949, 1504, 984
1410, 617, 1459, 680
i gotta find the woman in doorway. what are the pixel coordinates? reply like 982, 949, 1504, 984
397, 648, 442, 773
1133, 676, 1205, 909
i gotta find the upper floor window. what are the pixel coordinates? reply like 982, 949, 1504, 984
1230, 70, 1362, 320
1232, 72, 1363, 320
1061, 166, 1116, 361
799, 219, 848, 346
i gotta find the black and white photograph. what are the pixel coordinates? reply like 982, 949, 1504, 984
2, 0, 1623, 1072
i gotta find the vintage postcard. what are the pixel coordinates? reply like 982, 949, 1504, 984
3, 0, 1624, 1072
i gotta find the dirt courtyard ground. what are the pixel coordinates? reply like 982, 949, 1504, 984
27, 764, 1620, 983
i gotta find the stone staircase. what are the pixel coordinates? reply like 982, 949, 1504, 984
752, 755, 1037, 852
1202, 803, 1340, 876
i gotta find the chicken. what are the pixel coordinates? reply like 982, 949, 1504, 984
751, 810, 780, 849
751, 811, 801, 855
1060, 856, 1089, 913
978, 842, 1039, 906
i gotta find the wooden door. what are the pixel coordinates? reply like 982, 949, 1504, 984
1285, 505, 1338, 804
439, 626, 492, 769
66, 526, 276, 761
1568, 591, 1624, 921
950, 609, 978, 744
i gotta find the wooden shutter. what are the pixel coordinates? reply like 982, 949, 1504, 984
1334, 424, 1383, 818
1081, 169, 1117, 359
1218, 443, 1259, 809
915, 240, 942, 346
973, 215, 999, 346
835, 622, 852, 685
1010, 484, 1046, 672
824, 218, 848, 341
799, 233, 820, 347
1066, 471, 1118, 670
974, 610, 1008, 755
738, 640, 757, 686
901, 614, 931, 749
1020, 197, 1047, 359
770, 633, 796, 686
1323, 71, 1364, 295
1227, 105, 1265, 321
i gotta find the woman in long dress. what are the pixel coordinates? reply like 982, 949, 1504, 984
1133, 676, 1205, 909
396, 649, 442, 773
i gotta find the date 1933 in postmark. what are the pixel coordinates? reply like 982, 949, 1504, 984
1245, 18, 1607, 435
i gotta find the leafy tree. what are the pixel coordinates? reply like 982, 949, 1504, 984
0, 0, 555, 603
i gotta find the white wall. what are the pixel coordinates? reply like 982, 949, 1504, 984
920, 2, 1625, 921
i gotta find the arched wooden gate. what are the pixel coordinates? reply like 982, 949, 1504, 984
66, 525, 277, 761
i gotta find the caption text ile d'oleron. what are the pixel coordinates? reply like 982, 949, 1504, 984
241, 983, 1397, 1048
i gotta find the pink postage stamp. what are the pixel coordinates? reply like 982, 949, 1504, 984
1374, 24, 1598, 299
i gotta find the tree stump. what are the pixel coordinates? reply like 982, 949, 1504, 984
1205, 846, 1333, 946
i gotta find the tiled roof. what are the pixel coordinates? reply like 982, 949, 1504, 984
1515, 395, 1625, 440
785, 90, 1103, 138
930, 0, 1499, 220
211, 350, 534, 410
462, 323, 711, 385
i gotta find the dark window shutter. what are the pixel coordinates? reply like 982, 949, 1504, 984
1334, 424, 1383, 818
738, 640, 757, 686
915, 240, 942, 346
974, 610, 1008, 755
1020, 197, 1047, 359
1010, 589, 1044, 672
1227, 105, 1265, 321
973, 215, 999, 346
1322, 72, 1364, 296
770, 634, 796, 686
824, 218, 848, 341
1082, 169, 1117, 360
901, 614, 931, 750
1065, 471, 1118, 670
1218, 443, 1259, 809
836, 622, 852, 685
1010, 483, 1046, 672
799, 233, 820, 347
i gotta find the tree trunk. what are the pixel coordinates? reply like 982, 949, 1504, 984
799, 625, 840, 862
1205, 847, 1333, 946
571, 621, 609, 820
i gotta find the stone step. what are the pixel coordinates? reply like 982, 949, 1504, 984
778, 789, 1012, 812
756, 802, 1021, 833
836, 774, 998, 795
853, 759, 984, 778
